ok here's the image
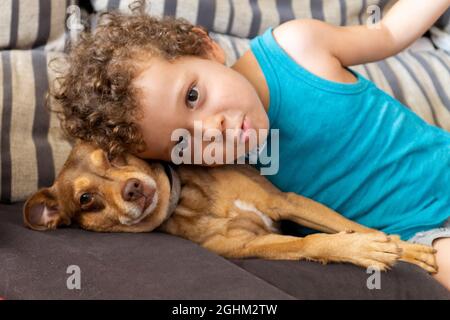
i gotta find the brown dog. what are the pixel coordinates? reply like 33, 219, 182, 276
23, 140, 437, 272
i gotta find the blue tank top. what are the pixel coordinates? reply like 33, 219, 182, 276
250, 27, 450, 240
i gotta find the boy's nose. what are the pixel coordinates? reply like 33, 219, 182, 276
202, 114, 225, 134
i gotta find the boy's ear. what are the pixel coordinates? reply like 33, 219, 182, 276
192, 26, 226, 64
23, 187, 69, 231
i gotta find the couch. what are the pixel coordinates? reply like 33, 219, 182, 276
1, 0, 450, 299
1, 200, 450, 299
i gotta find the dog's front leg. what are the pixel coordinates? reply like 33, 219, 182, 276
268, 192, 374, 234
202, 231, 401, 270
266, 192, 437, 273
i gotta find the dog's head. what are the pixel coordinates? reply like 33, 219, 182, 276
23, 140, 180, 232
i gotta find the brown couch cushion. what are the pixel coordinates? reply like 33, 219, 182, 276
0, 201, 295, 299
231, 259, 450, 300
1, 201, 449, 299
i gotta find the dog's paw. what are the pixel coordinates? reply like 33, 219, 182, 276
332, 232, 402, 271
389, 235, 438, 274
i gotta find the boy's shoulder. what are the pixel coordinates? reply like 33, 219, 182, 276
234, 20, 357, 86
231, 45, 270, 111
230, 21, 319, 110
229, 21, 313, 110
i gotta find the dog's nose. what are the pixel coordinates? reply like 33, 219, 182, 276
122, 178, 145, 202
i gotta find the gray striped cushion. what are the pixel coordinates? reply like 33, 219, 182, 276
211, 32, 450, 132
0, 0, 73, 51
0, 50, 72, 203
91, 0, 397, 38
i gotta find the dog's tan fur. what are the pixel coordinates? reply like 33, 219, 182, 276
23, 141, 437, 272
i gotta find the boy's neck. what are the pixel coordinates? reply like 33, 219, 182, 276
231, 50, 270, 113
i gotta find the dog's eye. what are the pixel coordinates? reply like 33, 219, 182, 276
79, 193, 94, 206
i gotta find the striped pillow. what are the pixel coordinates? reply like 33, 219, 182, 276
211, 32, 450, 132
91, 0, 397, 38
0, 0, 74, 51
0, 50, 72, 203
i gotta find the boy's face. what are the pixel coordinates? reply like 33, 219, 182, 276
132, 44, 269, 165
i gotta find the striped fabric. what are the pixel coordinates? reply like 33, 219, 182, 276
91, 0, 397, 38
0, 1, 449, 203
0, 0, 76, 51
0, 51, 72, 203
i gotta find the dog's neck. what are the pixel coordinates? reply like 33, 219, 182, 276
161, 163, 181, 222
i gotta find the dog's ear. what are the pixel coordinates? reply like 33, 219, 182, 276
23, 187, 69, 231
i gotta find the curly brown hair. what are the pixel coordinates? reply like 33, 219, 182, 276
50, 3, 213, 158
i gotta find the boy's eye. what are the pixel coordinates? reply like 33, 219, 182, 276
186, 85, 199, 109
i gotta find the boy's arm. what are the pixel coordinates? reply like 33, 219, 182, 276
283, 0, 450, 67
381, 0, 450, 52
